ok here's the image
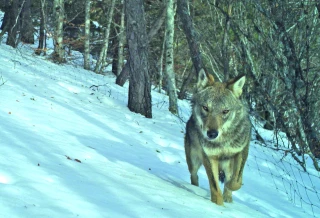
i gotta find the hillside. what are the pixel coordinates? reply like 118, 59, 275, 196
0, 43, 319, 218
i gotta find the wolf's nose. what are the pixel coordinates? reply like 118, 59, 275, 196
207, 130, 219, 139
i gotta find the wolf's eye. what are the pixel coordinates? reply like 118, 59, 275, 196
202, 106, 209, 112
222, 109, 230, 115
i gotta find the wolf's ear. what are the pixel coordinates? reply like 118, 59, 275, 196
227, 75, 246, 98
197, 69, 214, 89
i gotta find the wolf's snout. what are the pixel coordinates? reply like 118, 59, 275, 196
207, 129, 219, 139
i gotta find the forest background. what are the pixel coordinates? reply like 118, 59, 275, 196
0, 0, 319, 176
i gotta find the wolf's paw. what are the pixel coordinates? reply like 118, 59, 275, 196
226, 181, 241, 191
211, 194, 224, 206
223, 193, 233, 203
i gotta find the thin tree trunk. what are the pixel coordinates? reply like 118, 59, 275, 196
84, 0, 91, 70
94, 0, 116, 74
117, 0, 125, 76
111, 7, 120, 76
35, 0, 47, 55
53, 0, 65, 63
164, 0, 178, 114
111, 39, 119, 75
177, 0, 203, 75
158, 32, 166, 92
221, 4, 232, 80
176, 0, 203, 99
147, 5, 167, 40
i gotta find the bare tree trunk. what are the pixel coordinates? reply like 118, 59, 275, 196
21, 0, 34, 44
115, 62, 130, 86
94, 0, 116, 74
6, 0, 20, 48
125, 0, 152, 118
53, 0, 65, 63
176, 0, 203, 99
117, 0, 125, 76
177, 0, 203, 75
221, 4, 232, 80
111, 36, 119, 75
84, 0, 91, 70
116, 5, 167, 86
111, 5, 121, 76
165, 0, 178, 114
158, 32, 166, 92
35, 0, 47, 55
147, 5, 167, 40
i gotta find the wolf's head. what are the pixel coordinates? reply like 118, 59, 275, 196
192, 69, 246, 142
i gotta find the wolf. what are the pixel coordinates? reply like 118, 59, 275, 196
185, 69, 251, 206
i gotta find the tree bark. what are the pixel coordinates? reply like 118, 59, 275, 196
157, 31, 166, 92
21, 0, 34, 44
94, 0, 116, 74
117, 0, 126, 76
84, 0, 91, 70
53, 0, 65, 63
176, 0, 203, 99
35, 0, 47, 55
164, 0, 178, 114
111, 4, 121, 76
177, 0, 203, 75
221, 4, 232, 80
6, 0, 20, 48
125, 0, 152, 118
116, 5, 167, 86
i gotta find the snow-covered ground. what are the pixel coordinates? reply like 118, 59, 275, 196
0, 40, 319, 217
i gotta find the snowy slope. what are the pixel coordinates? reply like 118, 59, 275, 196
0, 43, 319, 218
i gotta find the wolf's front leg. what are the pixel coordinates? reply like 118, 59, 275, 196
223, 187, 233, 203
222, 159, 234, 202
204, 157, 224, 205
185, 137, 203, 186
185, 147, 202, 186
226, 148, 248, 191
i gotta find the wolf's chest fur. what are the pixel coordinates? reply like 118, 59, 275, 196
199, 127, 248, 159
